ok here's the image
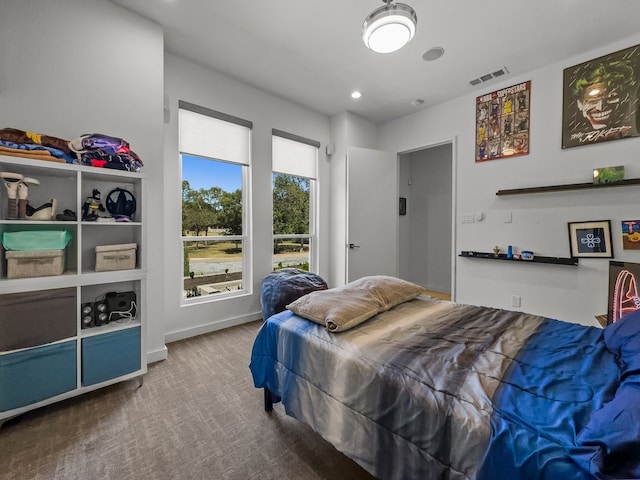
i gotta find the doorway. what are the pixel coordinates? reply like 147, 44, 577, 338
398, 141, 454, 297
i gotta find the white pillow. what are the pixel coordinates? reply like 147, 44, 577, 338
286, 275, 424, 332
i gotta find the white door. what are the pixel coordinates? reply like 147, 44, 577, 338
347, 147, 398, 283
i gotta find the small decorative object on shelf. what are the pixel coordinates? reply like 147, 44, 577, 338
521, 250, 534, 260
593, 166, 624, 184
82, 189, 106, 221
492, 246, 500, 257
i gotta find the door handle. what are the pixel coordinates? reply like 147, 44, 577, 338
348, 243, 361, 249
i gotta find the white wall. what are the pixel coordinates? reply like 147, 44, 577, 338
328, 112, 379, 286
163, 53, 332, 341
7, 0, 639, 342
0, 0, 167, 361
380, 33, 640, 326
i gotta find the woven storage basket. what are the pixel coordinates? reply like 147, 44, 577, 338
95, 243, 137, 272
5, 249, 66, 279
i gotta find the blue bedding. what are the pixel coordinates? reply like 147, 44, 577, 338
249, 294, 640, 479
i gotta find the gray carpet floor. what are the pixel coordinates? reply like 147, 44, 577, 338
0, 321, 375, 480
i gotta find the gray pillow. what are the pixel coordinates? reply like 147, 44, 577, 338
287, 275, 424, 332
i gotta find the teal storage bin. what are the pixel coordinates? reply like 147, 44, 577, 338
82, 327, 141, 386
0, 341, 77, 412
2, 230, 72, 251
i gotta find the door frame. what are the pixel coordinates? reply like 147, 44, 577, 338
397, 136, 457, 301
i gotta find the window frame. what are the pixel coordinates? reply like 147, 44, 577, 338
179, 102, 253, 303
271, 130, 319, 273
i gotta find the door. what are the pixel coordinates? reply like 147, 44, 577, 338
347, 147, 398, 282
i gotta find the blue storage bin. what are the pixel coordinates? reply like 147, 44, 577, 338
0, 341, 77, 412
82, 327, 141, 386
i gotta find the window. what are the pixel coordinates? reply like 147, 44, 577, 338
272, 130, 319, 272
179, 101, 252, 301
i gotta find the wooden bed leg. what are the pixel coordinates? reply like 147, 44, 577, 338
264, 388, 273, 412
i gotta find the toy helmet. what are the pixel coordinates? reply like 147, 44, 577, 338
106, 187, 136, 219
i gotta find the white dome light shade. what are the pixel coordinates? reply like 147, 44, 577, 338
363, 3, 417, 54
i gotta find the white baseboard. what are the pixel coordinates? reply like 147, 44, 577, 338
146, 345, 168, 364
164, 311, 263, 345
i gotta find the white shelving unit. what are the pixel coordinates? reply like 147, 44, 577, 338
0, 155, 146, 425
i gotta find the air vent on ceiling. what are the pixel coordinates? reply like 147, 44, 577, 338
469, 67, 510, 87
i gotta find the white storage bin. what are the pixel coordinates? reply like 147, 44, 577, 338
5, 249, 66, 279
95, 243, 137, 272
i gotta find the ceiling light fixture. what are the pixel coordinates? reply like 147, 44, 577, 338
362, 0, 417, 54
351, 91, 363, 99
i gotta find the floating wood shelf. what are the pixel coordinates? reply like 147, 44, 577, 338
459, 251, 578, 266
496, 178, 640, 196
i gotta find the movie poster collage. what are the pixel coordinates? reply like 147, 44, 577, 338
475, 81, 531, 162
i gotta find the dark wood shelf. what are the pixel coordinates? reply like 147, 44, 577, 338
496, 178, 640, 196
459, 251, 578, 266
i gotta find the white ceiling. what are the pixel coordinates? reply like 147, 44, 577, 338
109, 0, 640, 124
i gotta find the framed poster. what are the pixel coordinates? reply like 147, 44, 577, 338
607, 260, 640, 324
568, 220, 613, 258
562, 44, 640, 149
621, 219, 640, 250
475, 81, 531, 162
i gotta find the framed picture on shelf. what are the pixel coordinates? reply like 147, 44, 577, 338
622, 219, 640, 250
568, 220, 613, 258
562, 44, 640, 149
593, 165, 624, 184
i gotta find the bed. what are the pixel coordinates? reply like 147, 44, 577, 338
249, 273, 640, 480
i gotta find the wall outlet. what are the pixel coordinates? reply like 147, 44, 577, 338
511, 295, 521, 307
461, 214, 475, 224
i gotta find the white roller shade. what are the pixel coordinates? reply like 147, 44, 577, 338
272, 135, 317, 179
179, 108, 250, 165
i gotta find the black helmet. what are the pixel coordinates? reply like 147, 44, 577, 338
106, 187, 137, 220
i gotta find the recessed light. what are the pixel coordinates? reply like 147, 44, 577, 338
351, 91, 362, 99
410, 99, 425, 107
422, 47, 445, 62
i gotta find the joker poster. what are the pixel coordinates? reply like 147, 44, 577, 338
562, 44, 640, 149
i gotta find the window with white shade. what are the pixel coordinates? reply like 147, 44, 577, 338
272, 130, 319, 273
179, 101, 252, 301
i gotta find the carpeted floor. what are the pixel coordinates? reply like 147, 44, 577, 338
0, 321, 375, 480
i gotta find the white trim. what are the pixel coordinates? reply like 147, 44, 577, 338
146, 345, 168, 364
164, 311, 262, 344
